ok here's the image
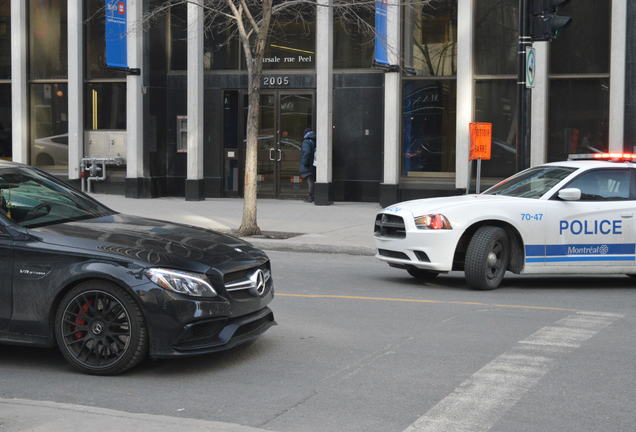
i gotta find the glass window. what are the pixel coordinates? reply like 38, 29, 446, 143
475, 80, 517, 178
0, 84, 10, 160
474, 0, 518, 76
402, 80, 456, 175
548, 78, 609, 162
169, 3, 187, 71
404, 0, 457, 77
29, 0, 68, 80
263, 7, 315, 70
30, 83, 68, 170
204, 26, 240, 70
566, 169, 631, 201
0, 0, 10, 79
85, 1, 127, 79
0, 166, 114, 228
334, 6, 373, 69
85, 83, 127, 130
484, 166, 576, 199
550, 0, 610, 75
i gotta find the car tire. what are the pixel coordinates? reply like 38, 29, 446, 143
465, 226, 510, 290
55, 280, 147, 375
407, 267, 439, 282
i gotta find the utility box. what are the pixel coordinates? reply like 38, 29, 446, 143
85, 131, 127, 161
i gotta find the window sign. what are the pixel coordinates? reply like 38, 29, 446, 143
105, 0, 127, 69
374, 0, 389, 66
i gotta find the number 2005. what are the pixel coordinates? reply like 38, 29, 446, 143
521, 213, 543, 221
263, 76, 290, 86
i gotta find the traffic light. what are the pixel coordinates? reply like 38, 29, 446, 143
529, 0, 572, 41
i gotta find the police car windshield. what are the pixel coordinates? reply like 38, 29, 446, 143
483, 166, 576, 199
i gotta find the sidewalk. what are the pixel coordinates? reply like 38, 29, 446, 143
93, 195, 381, 256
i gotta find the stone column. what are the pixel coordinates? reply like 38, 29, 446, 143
186, 0, 205, 201
379, 0, 401, 207
68, 1, 83, 180
315, 0, 334, 205
10, 0, 28, 164
530, 42, 549, 166
609, 0, 627, 152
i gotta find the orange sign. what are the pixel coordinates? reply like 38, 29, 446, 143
469, 122, 492, 161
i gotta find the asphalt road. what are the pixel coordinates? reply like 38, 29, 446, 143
2, 251, 636, 432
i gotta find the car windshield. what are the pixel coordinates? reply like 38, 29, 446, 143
483, 166, 577, 199
0, 167, 115, 228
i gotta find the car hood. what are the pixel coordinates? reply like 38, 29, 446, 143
28, 214, 267, 273
386, 194, 522, 215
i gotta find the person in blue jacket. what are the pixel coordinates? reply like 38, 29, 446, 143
299, 128, 316, 202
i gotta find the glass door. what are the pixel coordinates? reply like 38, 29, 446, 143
254, 91, 314, 198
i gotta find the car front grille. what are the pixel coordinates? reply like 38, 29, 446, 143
374, 214, 406, 238
378, 249, 410, 260
223, 263, 271, 299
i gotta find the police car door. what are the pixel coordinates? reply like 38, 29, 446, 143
544, 168, 635, 272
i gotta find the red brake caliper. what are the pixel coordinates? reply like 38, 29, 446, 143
73, 302, 91, 340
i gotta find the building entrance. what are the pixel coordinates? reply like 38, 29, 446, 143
255, 91, 314, 198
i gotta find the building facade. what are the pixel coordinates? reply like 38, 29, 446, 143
0, 0, 632, 206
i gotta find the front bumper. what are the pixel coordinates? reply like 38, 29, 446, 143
133, 280, 275, 358
374, 213, 462, 272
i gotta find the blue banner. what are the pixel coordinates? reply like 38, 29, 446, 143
374, 1, 389, 66
105, 0, 128, 69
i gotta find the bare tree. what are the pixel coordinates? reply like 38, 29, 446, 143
147, 0, 427, 236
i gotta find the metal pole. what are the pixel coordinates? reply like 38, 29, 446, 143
466, 160, 472, 194
476, 158, 481, 193
517, 0, 531, 172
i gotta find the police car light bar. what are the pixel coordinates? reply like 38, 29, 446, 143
568, 153, 636, 161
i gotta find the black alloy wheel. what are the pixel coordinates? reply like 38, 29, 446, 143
55, 281, 147, 375
407, 267, 439, 282
465, 226, 510, 290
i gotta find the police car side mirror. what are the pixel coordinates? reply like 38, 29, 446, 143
558, 188, 581, 201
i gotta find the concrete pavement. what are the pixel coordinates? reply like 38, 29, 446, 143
93, 195, 381, 256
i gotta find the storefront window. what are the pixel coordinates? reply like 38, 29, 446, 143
548, 79, 609, 162
29, 0, 68, 80
85, 83, 127, 130
169, 3, 187, 71
263, 7, 315, 70
402, 80, 456, 176
0, 84, 10, 160
334, 6, 373, 69
474, 0, 517, 76
550, 0, 610, 75
85, 1, 127, 79
0, 0, 10, 79
403, 0, 457, 77
204, 27, 240, 70
475, 80, 517, 178
30, 83, 68, 170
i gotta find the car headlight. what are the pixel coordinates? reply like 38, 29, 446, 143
145, 268, 217, 297
414, 214, 452, 230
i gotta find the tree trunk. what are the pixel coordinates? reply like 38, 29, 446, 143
238, 72, 263, 236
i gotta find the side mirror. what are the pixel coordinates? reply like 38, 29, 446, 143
558, 188, 581, 201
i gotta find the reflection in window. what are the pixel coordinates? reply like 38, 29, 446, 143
30, 83, 68, 170
263, 7, 315, 70
85, 83, 127, 130
29, 0, 68, 80
334, 6, 373, 69
475, 80, 517, 178
402, 80, 456, 175
474, 0, 517, 76
85, 1, 127, 79
548, 79, 609, 162
204, 26, 240, 70
567, 170, 631, 201
403, 0, 457, 76
0, 84, 10, 160
550, 0, 610, 75
169, 3, 187, 71
0, 0, 9, 79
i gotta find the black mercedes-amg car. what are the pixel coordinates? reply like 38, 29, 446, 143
0, 161, 275, 375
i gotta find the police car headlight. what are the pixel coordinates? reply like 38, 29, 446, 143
414, 214, 452, 230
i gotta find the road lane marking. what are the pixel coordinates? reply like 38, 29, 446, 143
402, 311, 623, 432
277, 293, 581, 313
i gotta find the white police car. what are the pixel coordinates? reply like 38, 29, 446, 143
375, 154, 636, 290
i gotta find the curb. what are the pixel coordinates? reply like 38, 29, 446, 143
243, 238, 375, 256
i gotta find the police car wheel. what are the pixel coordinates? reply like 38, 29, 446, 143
465, 226, 510, 290
407, 267, 439, 282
